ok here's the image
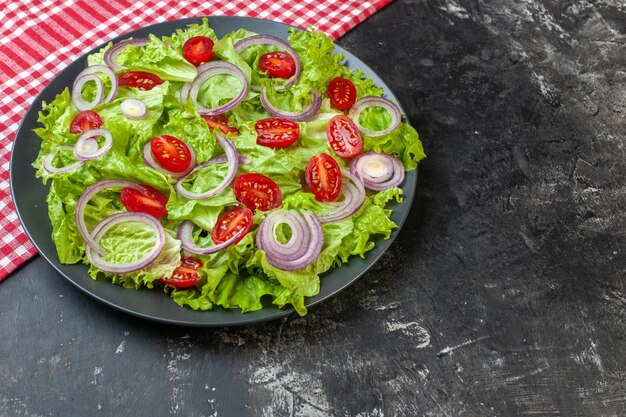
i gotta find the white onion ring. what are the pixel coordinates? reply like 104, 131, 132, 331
120, 98, 147, 120
73, 65, 118, 104
43, 146, 84, 174
348, 96, 402, 137
189, 61, 248, 116
233, 34, 302, 91
85, 212, 165, 274
350, 151, 405, 191
175, 133, 239, 200
259, 88, 322, 122
73, 128, 113, 161
71, 74, 104, 111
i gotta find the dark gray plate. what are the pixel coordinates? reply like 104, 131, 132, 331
10, 16, 416, 327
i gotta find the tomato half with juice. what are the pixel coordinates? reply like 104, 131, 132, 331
118, 71, 163, 91
305, 154, 342, 202
70, 110, 103, 134
258, 51, 296, 78
159, 256, 203, 288
233, 173, 282, 211
254, 117, 299, 148
120, 184, 168, 218
326, 114, 363, 158
149, 135, 193, 173
327, 77, 357, 110
202, 114, 239, 135
183, 36, 215, 67
211, 206, 253, 245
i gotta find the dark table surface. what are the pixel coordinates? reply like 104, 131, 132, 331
2, 1, 625, 416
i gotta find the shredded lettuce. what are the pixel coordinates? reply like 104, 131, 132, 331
33, 21, 425, 316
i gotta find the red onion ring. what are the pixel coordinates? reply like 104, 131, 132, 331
75, 180, 148, 256
175, 133, 239, 200
256, 209, 323, 271
188, 61, 248, 116
233, 34, 302, 91
42, 146, 84, 174
73, 65, 118, 104
350, 152, 405, 191
103, 38, 149, 71
71, 74, 104, 111
120, 98, 147, 120
259, 88, 322, 122
317, 170, 366, 223
180, 82, 191, 103
142, 141, 196, 179
348, 96, 402, 137
74, 128, 113, 161
85, 212, 165, 274
177, 219, 245, 255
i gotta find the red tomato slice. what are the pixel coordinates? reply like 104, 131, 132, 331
326, 114, 363, 158
258, 51, 296, 78
183, 36, 215, 67
254, 117, 299, 148
233, 173, 282, 211
149, 135, 193, 173
202, 114, 239, 135
118, 71, 164, 91
211, 206, 253, 245
120, 184, 168, 218
327, 77, 357, 111
70, 110, 103, 134
159, 256, 203, 288
305, 154, 342, 202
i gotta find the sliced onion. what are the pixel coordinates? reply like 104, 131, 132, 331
180, 82, 191, 103
256, 209, 323, 271
350, 151, 405, 191
188, 61, 247, 116
75, 180, 148, 256
43, 146, 84, 174
142, 141, 196, 179
317, 170, 366, 223
348, 96, 402, 137
233, 34, 301, 90
71, 74, 103, 111
260, 88, 321, 121
73, 65, 118, 104
175, 133, 239, 200
104, 38, 149, 71
177, 219, 245, 255
85, 212, 165, 274
74, 128, 113, 161
120, 98, 147, 120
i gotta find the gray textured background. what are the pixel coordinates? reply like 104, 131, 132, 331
2, 0, 625, 416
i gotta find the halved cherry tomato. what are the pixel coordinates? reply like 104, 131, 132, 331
120, 184, 168, 218
211, 206, 253, 245
159, 256, 203, 288
70, 110, 103, 134
305, 154, 342, 202
183, 36, 215, 67
326, 114, 363, 158
202, 114, 239, 135
327, 77, 357, 110
258, 52, 296, 78
233, 173, 282, 211
118, 71, 163, 91
254, 117, 299, 148
149, 135, 193, 173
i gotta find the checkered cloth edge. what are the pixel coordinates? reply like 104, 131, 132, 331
0, 0, 392, 280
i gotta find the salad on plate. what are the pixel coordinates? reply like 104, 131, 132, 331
33, 19, 425, 316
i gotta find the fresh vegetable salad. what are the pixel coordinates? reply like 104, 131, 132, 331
33, 19, 425, 316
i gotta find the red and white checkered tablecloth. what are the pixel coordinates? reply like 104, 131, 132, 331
0, 0, 392, 280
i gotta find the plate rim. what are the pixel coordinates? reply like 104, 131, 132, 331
10, 15, 418, 327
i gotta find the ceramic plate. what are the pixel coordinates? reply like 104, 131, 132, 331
11, 16, 417, 326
